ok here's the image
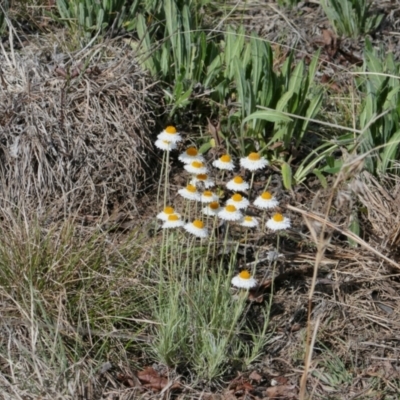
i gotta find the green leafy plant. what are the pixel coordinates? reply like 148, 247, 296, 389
152, 265, 251, 380
321, 0, 383, 38
134, 0, 323, 184
150, 142, 274, 381
355, 39, 400, 175
56, 0, 137, 39
135, 0, 221, 116
207, 30, 323, 158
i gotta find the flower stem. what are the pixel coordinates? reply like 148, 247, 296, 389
249, 171, 255, 199
157, 151, 166, 210
163, 150, 170, 208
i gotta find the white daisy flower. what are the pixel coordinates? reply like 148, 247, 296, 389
218, 204, 243, 221
184, 219, 209, 238
178, 184, 201, 201
202, 201, 221, 216
157, 206, 180, 221
162, 214, 184, 229
266, 213, 291, 231
240, 152, 269, 171
201, 190, 219, 203
155, 139, 177, 151
190, 174, 215, 189
231, 270, 258, 289
254, 191, 279, 209
178, 147, 205, 164
240, 215, 259, 228
184, 161, 208, 175
226, 193, 249, 210
157, 126, 182, 143
226, 176, 249, 192
212, 154, 235, 171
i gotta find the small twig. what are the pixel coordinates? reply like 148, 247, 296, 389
286, 204, 400, 270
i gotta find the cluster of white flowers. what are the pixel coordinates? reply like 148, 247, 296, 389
155, 127, 293, 289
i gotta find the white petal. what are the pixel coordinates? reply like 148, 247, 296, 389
213, 159, 235, 171
266, 217, 291, 231
231, 275, 257, 289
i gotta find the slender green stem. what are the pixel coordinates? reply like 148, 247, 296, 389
163, 150, 170, 208
261, 210, 267, 231
157, 151, 166, 210
249, 171, 255, 199
243, 228, 249, 264
207, 215, 218, 261
219, 222, 230, 270
160, 226, 166, 276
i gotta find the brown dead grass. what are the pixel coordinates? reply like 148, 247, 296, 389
0, 36, 161, 220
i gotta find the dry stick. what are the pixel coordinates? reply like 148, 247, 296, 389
298, 214, 329, 400
307, 315, 322, 400
287, 204, 400, 270
296, 163, 358, 398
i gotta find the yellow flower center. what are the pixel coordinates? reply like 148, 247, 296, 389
248, 152, 260, 161
165, 126, 177, 134
187, 184, 197, 193
232, 194, 242, 202
220, 155, 231, 162
239, 270, 251, 279
226, 205, 237, 212
192, 161, 203, 169
186, 147, 198, 156
261, 192, 272, 200
272, 213, 284, 222
244, 216, 252, 222
203, 191, 212, 197
163, 206, 174, 214
193, 220, 204, 229
168, 214, 179, 221
197, 174, 207, 180
210, 201, 219, 210
233, 176, 243, 184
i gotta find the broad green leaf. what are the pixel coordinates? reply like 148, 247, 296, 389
199, 141, 212, 154
281, 162, 292, 190
251, 35, 262, 94
288, 60, 304, 95
160, 44, 170, 77
242, 110, 292, 126
233, 57, 246, 116
308, 50, 321, 82
136, 14, 157, 75
321, 158, 343, 174
380, 129, 400, 173
383, 86, 400, 110
96, 8, 104, 30
182, 4, 192, 61
275, 90, 294, 112
312, 168, 327, 188
294, 142, 338, 183
79, 3, 85, 27
176, 86, 192, 106
348, 211, 360, 247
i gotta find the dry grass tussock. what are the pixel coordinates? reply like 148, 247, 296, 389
0, 206, 154, 400
0, 38, 160, 219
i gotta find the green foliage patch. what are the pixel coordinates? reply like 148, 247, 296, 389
355, 39, 400, 175
321, 0, 383, 38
